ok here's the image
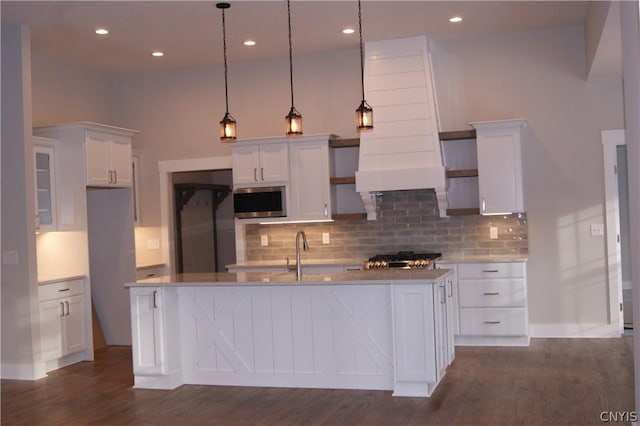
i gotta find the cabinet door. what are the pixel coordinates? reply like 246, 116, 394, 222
130, 288, 165, 375
64, 295, 87, 355
85, 132, 112, 186
232, 145, 261, 185
34, 144, 57, 231
475, 120, 525, 215
289, 141, 331, 221
109, 138, 133, 187
259, 143, 289, 183
433, 280, 449, 381
39, 299, 65, 361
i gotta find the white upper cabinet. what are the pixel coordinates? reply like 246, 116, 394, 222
232, 140, 288, 186
33, 137, 57, 232
289, 138, 332, 221
85, 130, 134, 187
471, 119, 527, 215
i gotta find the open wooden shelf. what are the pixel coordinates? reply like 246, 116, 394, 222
446, 169, 479, 178
446, 208, 480, 216
332, 212, 367, 221
439, 130, 476, 141
330, 176, 356, 185
329, 138, 360, 148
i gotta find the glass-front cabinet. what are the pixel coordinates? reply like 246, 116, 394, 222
33, 136, 57, 232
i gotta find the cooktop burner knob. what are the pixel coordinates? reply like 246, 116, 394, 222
381, 261, 388, 268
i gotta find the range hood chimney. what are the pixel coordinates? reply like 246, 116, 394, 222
355, 36, 447, 219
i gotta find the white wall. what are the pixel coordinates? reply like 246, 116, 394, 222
619, 0, 640, 413
31, 54, 116, 126
1, 24, 45, 379
432, 26, 623, 331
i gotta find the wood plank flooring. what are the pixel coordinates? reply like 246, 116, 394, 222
1, 338, 634, 425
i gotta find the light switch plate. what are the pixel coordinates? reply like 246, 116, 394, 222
590, 224, 604, 237
322, 233, 330, 245
489, 227, 498, 239
2, 250, 18, 265
261, 235, 269, 246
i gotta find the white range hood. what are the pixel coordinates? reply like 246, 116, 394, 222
355, 36, 447, 219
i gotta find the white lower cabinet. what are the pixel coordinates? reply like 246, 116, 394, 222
38, 279, 88, 364
391, 277, 454, 397
130, 287, 181, 389
454, 261, 529, 346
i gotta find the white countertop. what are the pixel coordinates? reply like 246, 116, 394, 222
437, 254, 528, 263
226, 258, 366, 270
126, 268, 452, 288
38, 274, 86, 285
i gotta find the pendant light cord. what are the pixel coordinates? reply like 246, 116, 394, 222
288, 0, 295, 108
222, 7, 230, 114
358, 0, 365, 101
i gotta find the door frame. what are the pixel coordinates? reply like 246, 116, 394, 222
158, 156, 240, 274
602, 129, 626, 335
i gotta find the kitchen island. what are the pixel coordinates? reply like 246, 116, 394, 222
126, 269, 454, 397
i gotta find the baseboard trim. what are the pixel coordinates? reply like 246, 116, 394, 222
1, 361, 47, 380
529, 323, 621, 338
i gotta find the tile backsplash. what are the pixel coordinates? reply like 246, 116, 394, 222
245, 189, 528, 262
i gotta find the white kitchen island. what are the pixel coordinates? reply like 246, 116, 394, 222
126, 269, 454, 397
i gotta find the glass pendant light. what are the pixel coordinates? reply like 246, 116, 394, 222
356, 0, 373, 130
217, 2, 236, 142
285, 0, 302, 136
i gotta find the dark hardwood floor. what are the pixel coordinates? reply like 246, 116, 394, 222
1, 338, 634, 426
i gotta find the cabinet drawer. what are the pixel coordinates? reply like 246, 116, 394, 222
458, 279, 526, 308
459, 308, 528, 336
39, 279, 84, 301
457, 262, 526, 279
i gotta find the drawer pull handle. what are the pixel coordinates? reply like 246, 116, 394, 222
145, 273, 156, 278
483, 269, 499, 273
483, 292, 500, 296
58, 288, 70, 292
484, 321, 501, 324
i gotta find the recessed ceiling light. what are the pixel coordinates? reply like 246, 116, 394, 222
95, 28, 109, 35
243, 40, 256, 46
342, 28, 355, 35
449, 16, 463, 23
151, 51, 164, 57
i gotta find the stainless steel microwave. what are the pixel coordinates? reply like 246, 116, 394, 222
233, 186, 286, 219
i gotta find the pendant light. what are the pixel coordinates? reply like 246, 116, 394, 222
217, 2, 236, 142
356, 0, 373, 130
285, 0, 302, 136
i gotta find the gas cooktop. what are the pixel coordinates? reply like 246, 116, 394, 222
364, 251, 442, 270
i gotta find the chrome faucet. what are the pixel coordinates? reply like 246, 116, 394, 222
295, 230, 309, 281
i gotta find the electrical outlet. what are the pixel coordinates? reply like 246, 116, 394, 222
322, 233, 330, 244
147, 239, 160, 250
261, 235, 269, 246
489, 226, 498, 239
590, 224, 604, 237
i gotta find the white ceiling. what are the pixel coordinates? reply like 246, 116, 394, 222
2, 1, 591, 74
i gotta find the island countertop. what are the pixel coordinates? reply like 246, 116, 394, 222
126, 268, 452, 288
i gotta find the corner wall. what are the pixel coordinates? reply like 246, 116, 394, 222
432, 26, 624, 330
